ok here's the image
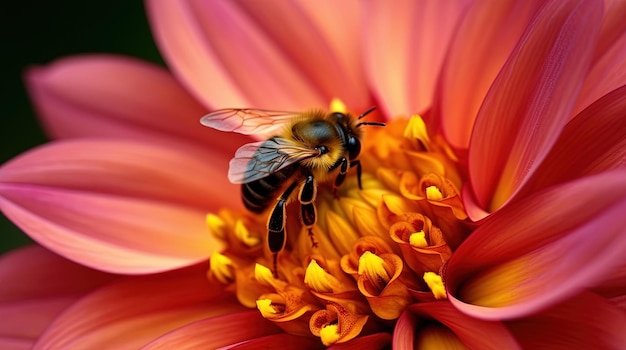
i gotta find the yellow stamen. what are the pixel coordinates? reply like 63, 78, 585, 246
206, 213, 226, 239
404, 114, 431, 149
256, 299, 279, 317
209, 252, 234, 284
423, 272, 447, 299
329, 98, 347, 113
319, 324, 340, 346
425, 185, 444, 200
304, 260, 339, 293
254, 263, 275, 286
358, 251, 390, 284
409, 230, 428, 248
234, 219, 259, 247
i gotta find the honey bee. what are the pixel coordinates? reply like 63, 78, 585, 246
201, 107, 384, 275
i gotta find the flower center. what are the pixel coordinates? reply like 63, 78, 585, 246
206, 110, 469, 345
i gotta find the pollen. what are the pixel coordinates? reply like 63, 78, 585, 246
329, 98, 347, 114
424, 272, 447, 299
319, 324, 340, 346
425, 185, 444, 200
409, 230, 428, 248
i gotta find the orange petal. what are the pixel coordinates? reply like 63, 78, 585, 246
364, 0, 469, 119
146, 0, 370, 111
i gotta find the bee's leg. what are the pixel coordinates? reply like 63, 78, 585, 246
330, 157, 349, 196
267, 181, 298, 278
298, 174, 319, 248
350, 160, 362, 190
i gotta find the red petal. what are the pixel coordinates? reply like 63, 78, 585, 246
447, 170, 626, 319
0, 245, 116, 302
143, 311, 282, 349
223, 333, 323, 350
573, 0, 626, 114
468, 0, 603, 211
33, 264, 243, 349
508, 293, 626, 349
404, 302, 521, 349
0, 246, 116, 349
327, 333, 391, 350
517, 85, 626, 197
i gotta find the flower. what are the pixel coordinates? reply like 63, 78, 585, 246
1, 0, 626, 348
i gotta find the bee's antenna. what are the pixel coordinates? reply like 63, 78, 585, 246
358, 106, 377, 119
357, 121, 386, 127
356, 106, 385, 127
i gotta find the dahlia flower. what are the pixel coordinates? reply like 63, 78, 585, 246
1, 0, 626, 348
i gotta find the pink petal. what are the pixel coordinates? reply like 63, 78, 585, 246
437, 0, 544, 149
25, 55, 251, 153
33, 264, 244, 349
146, 0, 370, 111
517, 85, 626, 198
0, 298, 76, 350
363, 0, 470, 120
0, 140, 238, 274
508, 293, 626, 349
574, 24, 626, 116
0, 245, 117, 302
446, 170, 626, 320
143, 311, 283, 349
0, 246, 117, 350
407, 302, 521, 349
468, 0, 603, 212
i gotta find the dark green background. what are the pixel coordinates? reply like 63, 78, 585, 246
0, 2, 163, 253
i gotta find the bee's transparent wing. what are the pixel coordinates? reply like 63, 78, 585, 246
228, 138, 319, 184
201, 108, 298, 138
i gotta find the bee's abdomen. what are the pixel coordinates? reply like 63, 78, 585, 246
242, 165, 298, 213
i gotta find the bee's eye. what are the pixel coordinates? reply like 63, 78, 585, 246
316, 145, 330, 155
348, 136, 361, 160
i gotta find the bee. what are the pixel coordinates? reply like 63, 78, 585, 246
201, 107, 384, 275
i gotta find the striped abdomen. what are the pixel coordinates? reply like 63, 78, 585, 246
242, 164, 298, 213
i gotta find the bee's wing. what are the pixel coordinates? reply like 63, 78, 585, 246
201, 108, 298, 138
228, 138, 319, 184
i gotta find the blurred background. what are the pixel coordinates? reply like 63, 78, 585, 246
1, 2, 163, 253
